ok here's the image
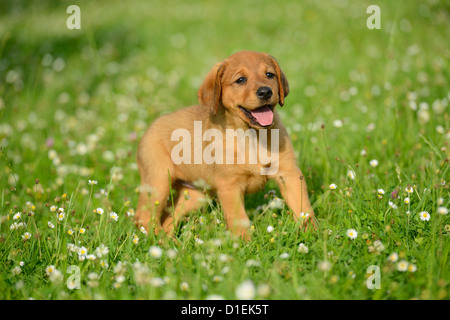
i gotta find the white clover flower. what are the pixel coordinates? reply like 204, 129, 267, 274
370, 159, 379, 167
269, 197, 284, 209
346, 229, 358, 240
12, 266, 21, 276
297, 243, 309, 254
266, 225, 274, 233
419, 211, 430, 221
329, 183, 337, 190
167, 249, 178, 259
148, 246, 163, 259
318, 260, 332, 272
236, 280, 256, 300
279, 252, 290, 259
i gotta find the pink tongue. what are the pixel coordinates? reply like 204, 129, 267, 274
250, 106, 273, 126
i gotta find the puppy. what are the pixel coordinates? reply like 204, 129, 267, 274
136, 50, 315, 239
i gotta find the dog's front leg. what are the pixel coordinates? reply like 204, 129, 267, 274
275, 168, 316, 231
217, 187, 251, 240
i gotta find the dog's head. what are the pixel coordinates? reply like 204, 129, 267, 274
198, 51, 289, 129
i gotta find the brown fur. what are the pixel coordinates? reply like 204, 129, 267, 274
136, 51, 316, 239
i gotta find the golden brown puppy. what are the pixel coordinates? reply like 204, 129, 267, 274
136, 50, 315, 239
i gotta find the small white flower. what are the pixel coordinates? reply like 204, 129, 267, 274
388, 252, 399, 262
370, 159, 379, 167
140, 226, 147, 235
297, 243, 309, 254
329, 183, 337, 190
45, 265, 56, 276
94, 207, 104, 215
13, 212, 21, 220
404, 197, 410, 204
419, 211, 430, 221
266, 225, 274, 233
95, 244, 109, 258
318, 260, 332, 272
88, 180, 98, 185
405, 186, 414, 194
12, 266, 22, 276
50, 205, 57, 212
86, 254, 96, 261
299, 212, 310, 219
437, 197, 444, 205
22, 232, 32, 241
148, 246, 163, 259
57, 211, 65, 221
109, 211, 119, 221
195, 238, 204, 245
346, 229, 358, 240
49, 269, 63, 284
48, 221, 55, 229
150, 277, 165, 287
397, 260, 409, 272
408, 264, 417, 273
377, 189, 385, 195
78, 246, 88, 257
235, 280, 256, 300
180, 282, 189, 291
437, 207, 448, 215
279, 252, 290, 259
388, 201, 398, 209
347, 170, 356, 180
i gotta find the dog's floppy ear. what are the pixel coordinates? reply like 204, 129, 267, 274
198, 62, 224, 115
269, 55, 289, 107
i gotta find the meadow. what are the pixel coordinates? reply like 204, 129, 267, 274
0, 0, 449, 300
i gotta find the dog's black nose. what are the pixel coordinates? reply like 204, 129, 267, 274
256, 87, 273, 100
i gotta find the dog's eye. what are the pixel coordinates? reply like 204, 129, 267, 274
235, 77, 246, 84
266, 72, 275, 79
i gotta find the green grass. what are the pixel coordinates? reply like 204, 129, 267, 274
0, 0, 449, 300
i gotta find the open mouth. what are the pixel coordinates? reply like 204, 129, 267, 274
239, 105, 274, 127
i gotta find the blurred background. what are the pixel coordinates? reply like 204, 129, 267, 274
0, 0, 449, 202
